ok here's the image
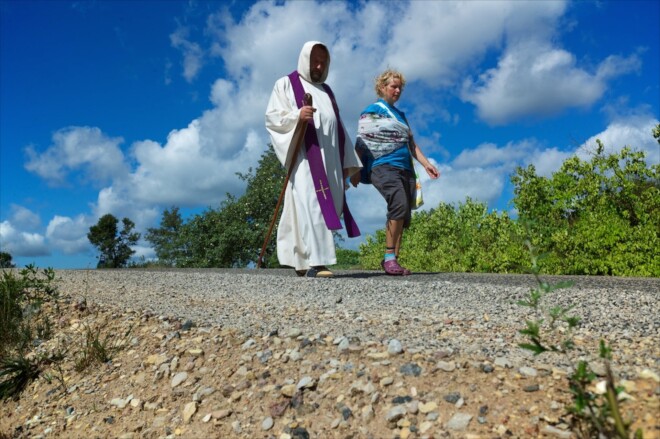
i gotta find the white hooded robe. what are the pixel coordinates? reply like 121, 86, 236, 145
265, 41, 361, 270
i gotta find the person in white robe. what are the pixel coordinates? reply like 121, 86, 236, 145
265, 41, 361, 277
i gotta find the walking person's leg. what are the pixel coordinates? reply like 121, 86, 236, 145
372, 165, 413, 276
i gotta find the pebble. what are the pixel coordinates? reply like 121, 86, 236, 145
183, 401, 196, 423
388, 339, 403, 355
380, 376, 394, 386
640, 369, 660, 382
262, 416, 274, 430
296, 376, 315, 390
419, 401, 438, 414
494, 357, 513, 368
171, 372, 188, 388
523, 384, 540, 392
542, 425, 574, 438
386, 406, 407, 422
400, 363, 422, 377
519, 366, 537, 377
437, 360, 456, 372
446, 412, 473, 430
212, 409, 232, 419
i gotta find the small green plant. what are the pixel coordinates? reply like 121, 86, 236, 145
0, 356, 41, 400
74, 323, 112, 372
517, 238, 643, 438
516, 238, 578, 354
74, 319, 134, 372
41, 346, 70, 395
566, 341, 642, 439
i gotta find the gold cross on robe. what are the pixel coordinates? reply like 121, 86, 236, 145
316, 180, 330, 200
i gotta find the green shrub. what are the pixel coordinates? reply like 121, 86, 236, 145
360, 199, 528, 273
0, 265, 59, 400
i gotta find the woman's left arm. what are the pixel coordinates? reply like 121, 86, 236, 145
410, 136, 440, 179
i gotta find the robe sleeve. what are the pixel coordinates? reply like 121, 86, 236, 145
341, 119, 362, 178
265, 77, 302, 168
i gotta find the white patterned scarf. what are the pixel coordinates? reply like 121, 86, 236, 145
356, 102, 411, 159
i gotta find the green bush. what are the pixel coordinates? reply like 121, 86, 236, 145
0, 265, 58, 400
512, 143, 659, 276
359, 130, 659, 277
360, 199, 527, 273
335, 248, 361, 269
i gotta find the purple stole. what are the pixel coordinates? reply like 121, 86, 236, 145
287, 71, 360, 237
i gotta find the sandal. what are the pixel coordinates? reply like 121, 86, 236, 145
381, 259, 412, 276
295, 269, 307, 277
306, 266, 334, 278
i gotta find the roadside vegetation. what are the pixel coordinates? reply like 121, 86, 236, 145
0, 266, 131, 402
135, 124, 658, 276
0, 265, 59, 399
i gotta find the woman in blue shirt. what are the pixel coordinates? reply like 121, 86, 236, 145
353, 69, 440, 275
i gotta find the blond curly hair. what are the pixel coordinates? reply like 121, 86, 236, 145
375, 69, 406, 98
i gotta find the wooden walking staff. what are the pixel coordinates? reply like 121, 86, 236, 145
257, 93, 313, 268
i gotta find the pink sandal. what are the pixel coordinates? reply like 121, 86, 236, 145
381, 259, 412, 276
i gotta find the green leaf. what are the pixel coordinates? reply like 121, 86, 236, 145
518, 342, 547, 355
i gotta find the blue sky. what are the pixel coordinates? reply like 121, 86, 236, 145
1, 0, 658, 269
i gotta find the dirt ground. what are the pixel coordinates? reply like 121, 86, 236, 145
1, 296, 658, 439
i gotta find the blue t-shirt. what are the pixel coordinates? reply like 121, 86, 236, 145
361, 99, 412, 171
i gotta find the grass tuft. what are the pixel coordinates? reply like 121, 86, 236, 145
0, 356, 41, 400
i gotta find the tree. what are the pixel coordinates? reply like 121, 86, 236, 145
0, 251, 15, 268
87, 214, 140, 268
179, 145, 286, 267
511, 139, 659, 276
145, 207, 188, 266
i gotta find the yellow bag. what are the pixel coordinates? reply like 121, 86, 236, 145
412, 166, 423, 210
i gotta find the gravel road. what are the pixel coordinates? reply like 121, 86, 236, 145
54, 269, 660, 375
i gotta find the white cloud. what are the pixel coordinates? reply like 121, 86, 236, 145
170, 26, 204, 82
24, 126, 128, 186
577, 115, 659, 164
461, 40, 642, 125
0, 221, 50, 257
453, 141, 535, 169
596, 53, 642, 81
9, 205, 41, 231
529, 147, 573, 178
45, 215, 91, 255
384, 0, 566, 86
131, 244, 156, 262
432, 165, 506, 207
94, 187, 160, 234
344, 185, 388, 242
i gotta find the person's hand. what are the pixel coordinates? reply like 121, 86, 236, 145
350, 172, 361, 187
299, 105, 316, 122
425, 164, 440, 179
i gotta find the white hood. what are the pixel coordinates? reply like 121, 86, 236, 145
296, 40, 330, 84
